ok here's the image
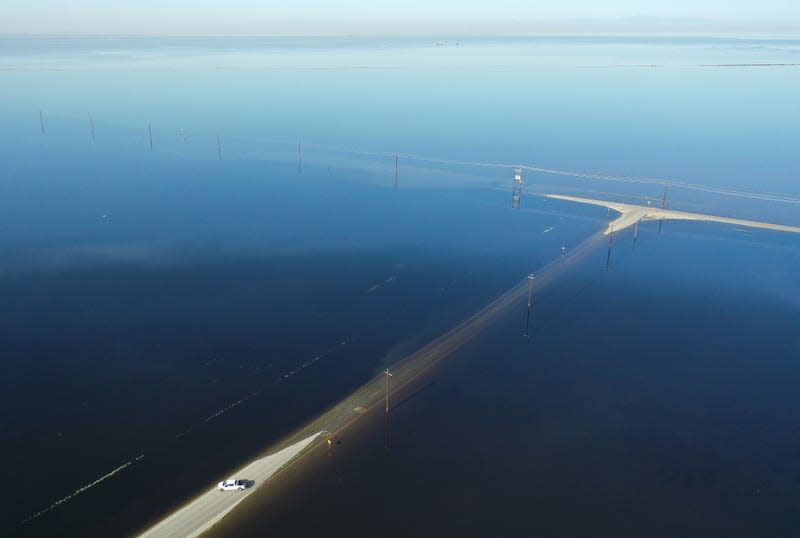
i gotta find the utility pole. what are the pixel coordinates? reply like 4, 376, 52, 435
658, 184, 668, 234
524, 273, 535, 337
606, 224, 614, 272
384, 369, 393, 413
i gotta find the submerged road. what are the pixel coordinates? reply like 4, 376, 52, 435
137, 193, 799, 537
547, 194, 800, 236
135, 231, 607, 538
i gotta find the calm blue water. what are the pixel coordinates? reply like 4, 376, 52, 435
0, 36, 799, 537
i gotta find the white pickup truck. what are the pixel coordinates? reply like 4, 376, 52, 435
217, 478, 247, 491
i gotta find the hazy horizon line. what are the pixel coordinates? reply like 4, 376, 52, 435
2, 17, 799, 39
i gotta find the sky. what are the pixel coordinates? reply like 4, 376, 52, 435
2, 0, 800, 35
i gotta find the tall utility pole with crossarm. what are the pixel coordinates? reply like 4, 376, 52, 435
384, 369, 393, 413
